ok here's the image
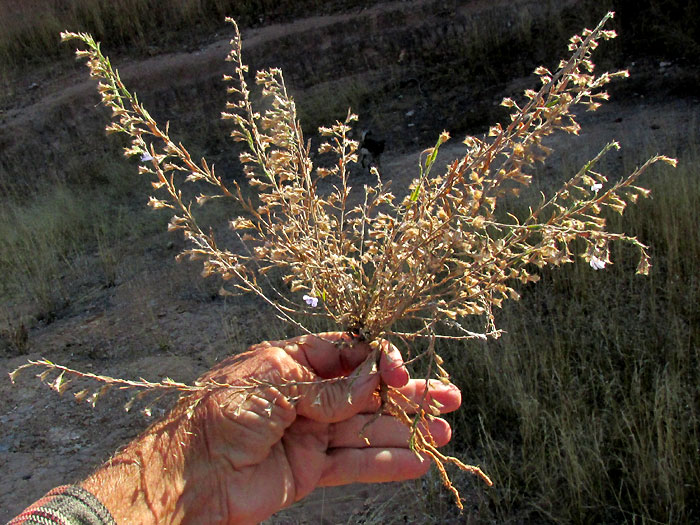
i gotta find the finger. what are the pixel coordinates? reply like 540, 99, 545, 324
329, 414, 451, 449
201, 333, 367, 383
198, 345, 314, 386
361, 379, 462, 415
295, 352, 381, 423
277, 333, 409, 388
275, 332, 374, 379
319, 448, 432, 486
396, 379, 462, 414
377, 340, 409, 388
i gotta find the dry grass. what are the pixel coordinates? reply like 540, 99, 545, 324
434, 145, 699, 523
0, 164, 165, 323
0, 0, 375, 74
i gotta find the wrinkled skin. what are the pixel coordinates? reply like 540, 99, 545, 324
80, 333, 461, 524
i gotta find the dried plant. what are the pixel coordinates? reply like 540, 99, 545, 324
12, 12, 677, 508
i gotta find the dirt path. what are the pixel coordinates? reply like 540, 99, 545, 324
1, 0, 577, 160
1, 0, 472, 123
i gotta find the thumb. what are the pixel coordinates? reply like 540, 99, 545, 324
296, 350, 380, 423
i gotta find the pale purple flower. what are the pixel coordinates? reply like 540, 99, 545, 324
303, 294, 319, 307
590, 256, 606, 270
141, 152, 154, 162
591, 182, 603, 193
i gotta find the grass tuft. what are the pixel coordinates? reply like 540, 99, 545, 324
441, 149, 699, 523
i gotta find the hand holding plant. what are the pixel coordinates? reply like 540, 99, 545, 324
76, 333, 460, 524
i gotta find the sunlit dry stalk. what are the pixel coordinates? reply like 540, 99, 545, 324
11, 11, 677, 507
385, 383, 493, 510
9, 358, 350, 418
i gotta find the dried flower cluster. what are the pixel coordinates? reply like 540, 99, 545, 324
13, 12, 676, 508
65, 13, 674, 345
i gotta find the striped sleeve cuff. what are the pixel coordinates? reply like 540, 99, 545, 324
7, 485, 115, 525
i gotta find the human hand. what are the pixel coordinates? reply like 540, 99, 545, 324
81, 333, 462, 524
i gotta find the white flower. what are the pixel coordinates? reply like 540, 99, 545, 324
303, 294, 319, 307
591, 182, 603, 193
590, 256, 606, 270
141, 152, 154, 162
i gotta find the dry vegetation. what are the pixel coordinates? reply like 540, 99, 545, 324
0, 0, 371, 70
1, 1, 699, 523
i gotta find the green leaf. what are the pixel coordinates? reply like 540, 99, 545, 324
411, 133, 449, 203
410, 185, 421, 202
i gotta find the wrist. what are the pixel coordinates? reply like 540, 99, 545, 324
80, 416, 188, 524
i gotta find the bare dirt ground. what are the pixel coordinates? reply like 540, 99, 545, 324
1, 1, 698, 522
